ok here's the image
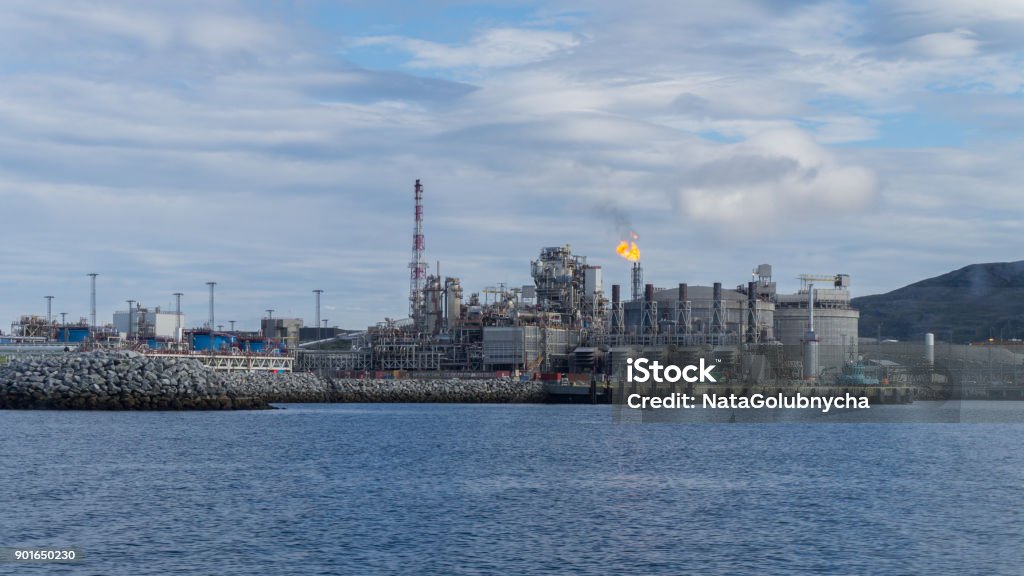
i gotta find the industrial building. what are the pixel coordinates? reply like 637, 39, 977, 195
113, 305, 184, 341
262, 318, 303, 348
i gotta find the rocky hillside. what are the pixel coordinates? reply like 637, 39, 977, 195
853, 261, 1024, 343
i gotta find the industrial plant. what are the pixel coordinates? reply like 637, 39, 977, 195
2, 178, 973, 397
297, 180, 862, 388
2, 178, 1015, 399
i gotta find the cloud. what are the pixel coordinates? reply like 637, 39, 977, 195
675, 128, 878, 230
353, 28, 582, 69
0, 0, 1021, 331
904, 28, 980, 59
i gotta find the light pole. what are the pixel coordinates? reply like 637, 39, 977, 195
229, 320, 235, 333
60, 312, 67, 344
265, 309, 274, 340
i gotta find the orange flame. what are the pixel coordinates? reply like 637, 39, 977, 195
616, 239, 640, 262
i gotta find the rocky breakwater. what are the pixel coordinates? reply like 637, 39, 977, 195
216, 372, 545, 403
0, 352, 269, 410
317, 377, 546, 403
0, 352, 548, 409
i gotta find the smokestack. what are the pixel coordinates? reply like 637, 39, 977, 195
925, 332, 935, 365
173, 292, 183, 344
746, 281, 757, 343
712, 282, 724, 333
207, 282, 216, 329
88, 273, 98, 334
631, 262, 643, 302
677, 283, 690, 335
642, 283, 657, 335
610, 283, 623, 335
803, 283, 819, 380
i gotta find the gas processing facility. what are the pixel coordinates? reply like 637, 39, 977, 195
301, 180, 861, 384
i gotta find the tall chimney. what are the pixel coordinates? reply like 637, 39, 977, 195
713, 282, 724, 333
746, 281, 757, 343
678, 283, 690, 335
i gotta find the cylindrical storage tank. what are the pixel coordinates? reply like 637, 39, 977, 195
446, 279, 462, 328
775, 307, 858, 375
925, 332, 935, 365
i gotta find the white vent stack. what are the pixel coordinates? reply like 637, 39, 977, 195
803, 282, 819, 380
925, 332, 935, 365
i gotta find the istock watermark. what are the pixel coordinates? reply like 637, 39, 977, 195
626, 357, 717, 383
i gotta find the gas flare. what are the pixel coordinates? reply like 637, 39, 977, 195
616, 236, 640, 262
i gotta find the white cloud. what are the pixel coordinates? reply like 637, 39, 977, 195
675, 128, 878, 230
0, 1, 1021, 330
904, 28, 980, 59
354, 28, 581, 69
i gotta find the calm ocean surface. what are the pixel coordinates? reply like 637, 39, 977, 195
2, 403, 1024, 575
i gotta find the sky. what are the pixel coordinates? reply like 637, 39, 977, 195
2, 0, 1023, 332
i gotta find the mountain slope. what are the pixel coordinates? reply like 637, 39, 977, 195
852, 261, 1024, 343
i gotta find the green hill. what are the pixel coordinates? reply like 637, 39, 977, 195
852, 261, 1024, 343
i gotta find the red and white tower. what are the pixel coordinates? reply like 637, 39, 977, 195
409, 179, 427, 320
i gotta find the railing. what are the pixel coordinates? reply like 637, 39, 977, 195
141, 353, 293, 372
0, 344, 80, 359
